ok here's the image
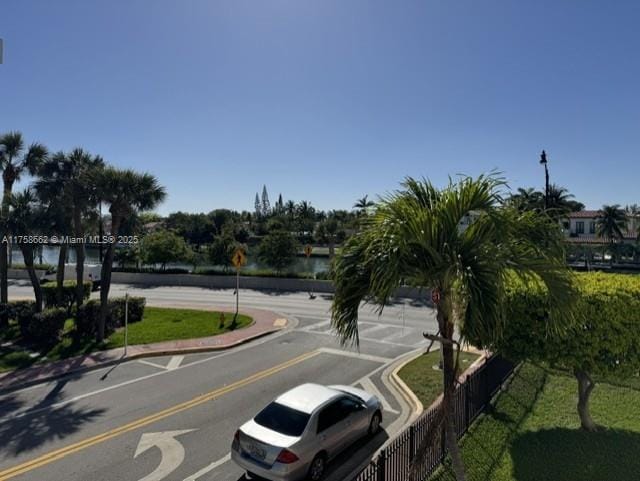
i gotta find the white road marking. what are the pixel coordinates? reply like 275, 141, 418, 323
182, 454, 231, 481
166, 356, 185, 371
318, 347, 392, 364
357, 324, 391, 335
138, 359, 170, 370
0, 327, 293, 423
135, 430, 196, 481
300, 319, 330, 332
360, 377, 400, 415
305, 328, 425, 348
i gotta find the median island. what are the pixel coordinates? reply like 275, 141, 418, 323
0, 298, 253, 373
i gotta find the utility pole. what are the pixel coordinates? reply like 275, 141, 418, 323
98, 201, 103, 263
540, 150, 550, 211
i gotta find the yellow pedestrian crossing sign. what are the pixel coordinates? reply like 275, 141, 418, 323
231, 248, 247, 269
304, 245, 313, 257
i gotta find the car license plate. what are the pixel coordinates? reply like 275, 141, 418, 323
248, 443, 266, 460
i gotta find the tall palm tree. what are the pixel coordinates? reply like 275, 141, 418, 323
330, 175, 574, 481
8, 189, 45, 311
596, 204, 627, 264
34, 167, 72, 304
96, 167, 166, 341
353, 194, 375, 213
0, 132, 48, 324
35, 149, 104, 308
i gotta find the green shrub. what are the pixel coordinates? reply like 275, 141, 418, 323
109, 297, 146, 325
42, 280, 92, 311
75, 297, 146, 339
18, 307, 67, 344
491, 272, 640, 378
0, 300, 36, 322
481, 272, 640, 430
75, 300, 101, 339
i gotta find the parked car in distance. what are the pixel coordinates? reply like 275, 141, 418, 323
231, 383, 382, 481
40, 263, 101, 289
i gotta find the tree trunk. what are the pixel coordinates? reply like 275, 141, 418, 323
328, 239, 335, 259
0, 179, 14, 325
73, 207, 86, 308
574, 369, 598, 431
20, 244, 43, 312
98, 216, 121, 342
56, 243, 68, 306
438, 303, 467, 481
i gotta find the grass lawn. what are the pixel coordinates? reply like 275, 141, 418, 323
0, 307, 252, 373
398, 350, 480, 407
431, 363, 640, 481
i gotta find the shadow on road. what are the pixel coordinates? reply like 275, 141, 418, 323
234, 429, 389, 481
0, 378, 106, 455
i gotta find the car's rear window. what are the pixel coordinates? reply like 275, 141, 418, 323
254, 402, 310, 437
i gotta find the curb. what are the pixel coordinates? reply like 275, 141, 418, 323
0, 317, 294, 395
389, 350, 426, 421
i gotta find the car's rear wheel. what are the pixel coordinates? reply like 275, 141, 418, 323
368, 411, 382, 435
307, 453, 326, 481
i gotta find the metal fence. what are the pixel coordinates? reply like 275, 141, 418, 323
353, 355, 515, 481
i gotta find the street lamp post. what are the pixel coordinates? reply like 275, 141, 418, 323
539, 150, 550, 210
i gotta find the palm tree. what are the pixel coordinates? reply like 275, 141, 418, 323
596, 204, 627, 264
36, 149, 104, 308
285, 200, 296, 220
507, 187, 543, 212
96, 167, 166, 341
34, 167, 72, 304
546, 184, 584, 218
330, 175, 574, 481
353, 195, 375, 213
0, 132, 48, 324
8, 189, 45, 311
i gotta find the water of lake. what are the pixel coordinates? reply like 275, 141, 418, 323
9, 245, 331, 274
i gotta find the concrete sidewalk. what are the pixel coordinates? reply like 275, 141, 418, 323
0, 305, 290, 393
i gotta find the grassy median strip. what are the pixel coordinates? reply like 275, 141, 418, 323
0, 307, 252, 373
397, 350, 480, 408
431, 363, 640, 481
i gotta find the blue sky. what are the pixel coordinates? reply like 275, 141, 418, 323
1, 0, 638, 215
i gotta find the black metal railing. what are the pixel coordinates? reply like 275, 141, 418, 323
352, 355, 515, 481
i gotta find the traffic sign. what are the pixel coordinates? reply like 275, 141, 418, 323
231, 248, 246, 269
431, 288, 441, 305
304, 245, 313, 257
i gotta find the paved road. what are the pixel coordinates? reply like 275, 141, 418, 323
1, 282, 438, 481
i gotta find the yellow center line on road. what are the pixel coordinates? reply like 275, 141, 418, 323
0, 350, 321, 481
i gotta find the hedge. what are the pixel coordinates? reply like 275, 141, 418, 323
0, 300, 37, 323
75, 297, 146, 339
42, 280, 93, 312
18, 307, 68, 345
488, 272, 640, 379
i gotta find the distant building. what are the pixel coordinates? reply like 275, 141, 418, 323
564, 210, 638, 244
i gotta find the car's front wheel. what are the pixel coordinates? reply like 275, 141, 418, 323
307, 453, 326, 481
368, 411, 382, 435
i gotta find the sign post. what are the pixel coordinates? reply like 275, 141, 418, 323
124, 293, 129, 356
304, 245, 314, 299
231, 247, 247, 327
